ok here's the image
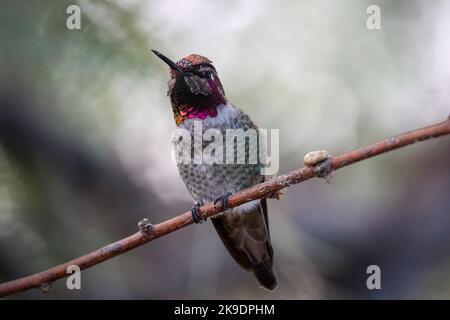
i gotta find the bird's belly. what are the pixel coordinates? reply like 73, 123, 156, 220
177, 163, 261, 204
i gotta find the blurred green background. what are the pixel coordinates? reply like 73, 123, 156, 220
0, 0, 449, 299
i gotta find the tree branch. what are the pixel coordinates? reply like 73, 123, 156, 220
1, 116, 449, 298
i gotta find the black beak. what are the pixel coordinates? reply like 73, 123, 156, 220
151, 49, 185, 75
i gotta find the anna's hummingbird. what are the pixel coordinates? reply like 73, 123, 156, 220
152, 50, 277, 291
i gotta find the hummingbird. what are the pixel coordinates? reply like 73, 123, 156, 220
152, 50, 277, 291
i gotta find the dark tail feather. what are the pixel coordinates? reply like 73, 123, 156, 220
252, 261, 278, 291
211, 199, 278, 291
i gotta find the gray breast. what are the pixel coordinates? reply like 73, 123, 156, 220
174, 103, 263, 204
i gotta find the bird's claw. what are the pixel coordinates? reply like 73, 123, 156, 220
214, 192, 232, 213
191, 202, 205, 224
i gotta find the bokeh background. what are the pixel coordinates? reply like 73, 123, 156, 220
0, 0, 449, 299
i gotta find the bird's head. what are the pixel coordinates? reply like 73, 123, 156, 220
152, 50, 226, 125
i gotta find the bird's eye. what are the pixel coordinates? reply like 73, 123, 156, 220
202, 71, 212, 79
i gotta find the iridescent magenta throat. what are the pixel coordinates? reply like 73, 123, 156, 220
183, 106, 218, 120
174, 79, 225, 124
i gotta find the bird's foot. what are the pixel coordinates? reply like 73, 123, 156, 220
269, 190, 284, 200
214, 192, 233, 213
191, 202, 206, 224
40, 282, 51, 294
304, 150, 333, 181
